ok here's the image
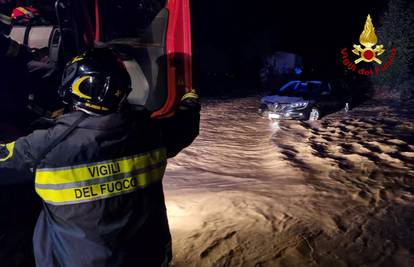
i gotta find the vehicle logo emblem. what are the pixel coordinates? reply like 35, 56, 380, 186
352, 15, 385, 64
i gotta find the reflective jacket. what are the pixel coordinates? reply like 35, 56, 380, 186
0, 104, 199, 267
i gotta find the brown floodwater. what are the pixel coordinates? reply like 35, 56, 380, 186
165, 97, 414, 267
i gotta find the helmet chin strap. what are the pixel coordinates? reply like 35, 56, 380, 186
73, 106, 101, 116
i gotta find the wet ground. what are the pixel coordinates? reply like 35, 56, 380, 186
165, 97, 414, 267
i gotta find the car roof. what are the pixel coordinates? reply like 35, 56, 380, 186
280, 80, 324, 89
282, 80, 324, 85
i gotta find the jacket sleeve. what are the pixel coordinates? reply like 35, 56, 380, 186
0, 33, 33, 61
160, 91, 201, 158
0, 137, 36, 184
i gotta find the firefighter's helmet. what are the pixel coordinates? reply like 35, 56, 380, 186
59, 47, 131, 115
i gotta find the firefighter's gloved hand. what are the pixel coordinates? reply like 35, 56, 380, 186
179, 89, 200, 111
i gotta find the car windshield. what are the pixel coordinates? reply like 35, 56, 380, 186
276, 82, 324, 97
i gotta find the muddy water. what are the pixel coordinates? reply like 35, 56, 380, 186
165, 97, 414, 267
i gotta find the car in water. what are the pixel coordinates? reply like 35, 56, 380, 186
259, 80, 350, 121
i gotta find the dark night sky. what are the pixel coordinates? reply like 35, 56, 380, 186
190, 0, 389, 92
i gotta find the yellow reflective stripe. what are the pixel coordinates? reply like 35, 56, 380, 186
0, 13, 11, 25
71, 56, 84, 64
181, 92, 199, 101
36, 148, 166, 185
0, 142, 16, 162
35, 165, 166, 205
72, 76, 92, 100
85, 102, 109, 111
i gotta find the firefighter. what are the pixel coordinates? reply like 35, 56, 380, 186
0, 7, 61, 139
0, 47, 200, 267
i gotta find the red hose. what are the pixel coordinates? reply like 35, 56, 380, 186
95, 0, 101, 41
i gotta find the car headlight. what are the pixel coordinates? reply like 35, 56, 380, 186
288, 101, 308, 109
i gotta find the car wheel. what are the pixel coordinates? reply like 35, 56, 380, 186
308, 107, 320, 121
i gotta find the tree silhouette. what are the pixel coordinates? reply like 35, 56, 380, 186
371, 0, 414, 97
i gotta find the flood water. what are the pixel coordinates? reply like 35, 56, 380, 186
165, 97, 414, 267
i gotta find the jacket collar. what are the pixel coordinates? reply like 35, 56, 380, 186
56, 111, 128, 130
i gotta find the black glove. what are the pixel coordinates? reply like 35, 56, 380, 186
179, 90, 200, 111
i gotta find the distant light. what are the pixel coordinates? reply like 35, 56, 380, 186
294, 67, 303, 75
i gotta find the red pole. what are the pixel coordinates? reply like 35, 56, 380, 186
152, 0, 193, 119
94, 0, 101, 42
